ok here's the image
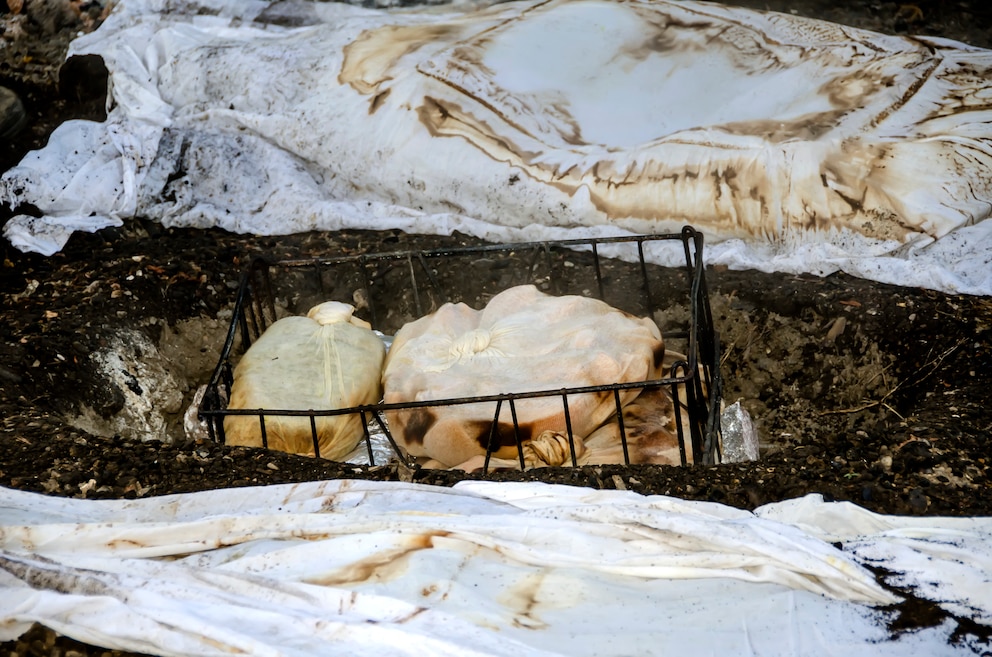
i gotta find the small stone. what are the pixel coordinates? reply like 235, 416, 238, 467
0, 86, 27, 139
908, 487, 930, 513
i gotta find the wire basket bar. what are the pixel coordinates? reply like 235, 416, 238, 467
200, 227, 723, 470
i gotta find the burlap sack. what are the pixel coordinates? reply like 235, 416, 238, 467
382, 285, 665, 467
225, 301, 386, 460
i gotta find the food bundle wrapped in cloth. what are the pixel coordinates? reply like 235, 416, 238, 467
382, 285, 675, 469
225, 301, 386, 460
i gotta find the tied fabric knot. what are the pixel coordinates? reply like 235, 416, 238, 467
450, 328, 494, 359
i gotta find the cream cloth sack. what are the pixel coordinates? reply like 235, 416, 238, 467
443, 354, 700, 472
382, 285, 665, 467
578, 350, 705, 467
225, 301, 386, 460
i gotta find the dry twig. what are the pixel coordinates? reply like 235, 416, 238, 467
818, 338, 966, 416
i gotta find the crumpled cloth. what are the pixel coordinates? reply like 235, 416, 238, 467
2, 0, 992, 294
2, 480, 990, 656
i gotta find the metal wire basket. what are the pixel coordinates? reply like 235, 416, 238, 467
199, 226, 723, 470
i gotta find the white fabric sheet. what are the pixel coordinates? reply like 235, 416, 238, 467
2, 0, 991, 294
2, 480, 991, 656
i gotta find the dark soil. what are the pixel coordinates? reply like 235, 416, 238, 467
1, 1, 991, 655
3, 225, 989, 513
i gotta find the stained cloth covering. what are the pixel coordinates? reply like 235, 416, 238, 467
2, 480, 991, 656
2, 0, 992, 294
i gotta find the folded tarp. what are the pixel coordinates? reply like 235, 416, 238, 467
2, 0, 991, 294
2, 480, 990, 656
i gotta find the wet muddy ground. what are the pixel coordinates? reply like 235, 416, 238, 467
1, 0, 991, 654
